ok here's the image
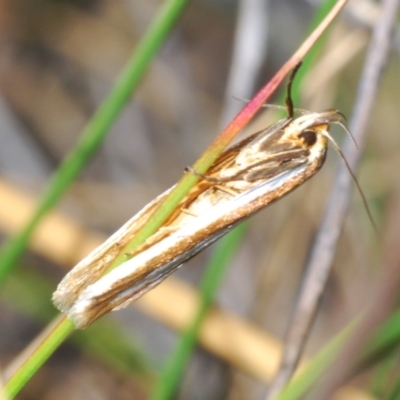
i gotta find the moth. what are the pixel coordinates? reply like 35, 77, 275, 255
52, 105, 346, 329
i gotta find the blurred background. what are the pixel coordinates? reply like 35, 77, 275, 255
0, 0, 399, 399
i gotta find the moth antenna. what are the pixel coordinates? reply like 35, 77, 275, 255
285, 62, 302, 119
336, 121, 359, 150
321, 130, 378, 234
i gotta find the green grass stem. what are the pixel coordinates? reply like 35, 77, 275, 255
2, 0, 189, 396
0, 0, 189, 285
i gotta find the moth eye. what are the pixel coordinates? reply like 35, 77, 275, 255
299, 129, 317, 146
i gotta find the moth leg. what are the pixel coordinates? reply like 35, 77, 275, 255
214, 185, 239, 196
181, 208, 199, 217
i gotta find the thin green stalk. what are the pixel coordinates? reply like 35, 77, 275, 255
356, 308, 400, 372
276, 321, 357, 400
2, 268, 152, 377
278, 307, 400, 400
150, 223, 248, 400
268, 307, 400, 400
0, 0, 189, 285
3, 0, 189, 397
5, 316, 74, 399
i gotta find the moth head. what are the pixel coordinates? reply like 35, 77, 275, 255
283, 109, 348, 161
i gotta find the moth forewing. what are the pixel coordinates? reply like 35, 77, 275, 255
52, 188, 173, 312
53, 111, 340, 329
68, 164, 319, 328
